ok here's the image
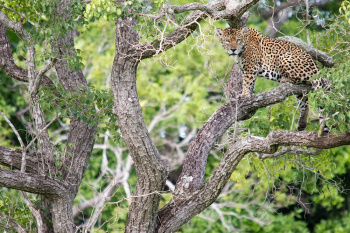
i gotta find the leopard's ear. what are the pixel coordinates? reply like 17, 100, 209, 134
215, 28, 223, 38
241, 27, 248, 36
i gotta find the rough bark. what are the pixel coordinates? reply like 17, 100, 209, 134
110, 18, 169, 233
0, 1, 97, 232
156, 131, 350, 232
0, 20, 54, 87
174, 83, 312, 195
0, 168, 67, 196
0, 146, 38, 174
0, 1, 344, 233
51, 197, 75, 233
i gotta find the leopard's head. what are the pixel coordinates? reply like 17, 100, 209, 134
216, 27, 247, 57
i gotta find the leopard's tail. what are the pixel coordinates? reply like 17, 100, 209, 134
311, 77, 331, 134
312, 77, 330, 91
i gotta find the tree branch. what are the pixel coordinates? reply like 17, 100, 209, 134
260, 0, 301, 19
261, 0, 330, 19
157, 131, 350, 232
0, 146, 38, 173
0, 110, 27, 172
31, 58, 57, 96
260, 146, 322, 159
0, 211, 26, 233
262, 0, 330, 38
0, 4, 38, 28
138, 0, 259, 59
0, 10, 31, 41
0, 22, 55, 87
175, 82, 312, 196
0, 168, 68, 196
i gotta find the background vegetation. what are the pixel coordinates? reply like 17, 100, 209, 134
0, 0, 349, 232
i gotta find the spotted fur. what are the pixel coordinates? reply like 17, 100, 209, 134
216, 27, 327, 131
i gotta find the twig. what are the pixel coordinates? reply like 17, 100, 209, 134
260, 146, 322, 160
31, 58, 57, 96
0, 110, 27, 172
25, 115, 59, 151
20, 191, 45, 232
0, 4, 38, 28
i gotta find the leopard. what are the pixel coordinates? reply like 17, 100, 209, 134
216, 27, 329, 131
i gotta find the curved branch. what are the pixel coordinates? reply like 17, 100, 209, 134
0, 10, 31, 41
175, 82, 312, 196
138, 0, 259, 59
0, 168, 68, 196
261, 0, 301, 19
0, 4, 37, 28
0, 22, 55, 86
157, 131, 350, 232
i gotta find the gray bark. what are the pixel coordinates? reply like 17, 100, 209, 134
0, 1, 345, 233
111, 18, 169, 233
0, 1, 96, 232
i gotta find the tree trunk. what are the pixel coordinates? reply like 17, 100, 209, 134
111, 18, 169, 233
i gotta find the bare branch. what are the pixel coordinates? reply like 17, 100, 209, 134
262, 0, 330, 37
0, 110, 27, 172
20, 191, 45, 233
261, 0, 330, 19
138, 0, 259, 59
170, 3, 217, 15
0, 168, 68, 196
260, 0, 301, 19
25, 115, 59, 151
0, 211, 26, 233
260, 146, 322, 159
32, 59, 57, 96
0, 22, 55, 87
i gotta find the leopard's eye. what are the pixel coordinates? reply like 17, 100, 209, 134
225, 40, 230, 43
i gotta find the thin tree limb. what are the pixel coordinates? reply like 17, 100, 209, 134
0, 4, 38, 28
260, 146, 322, 159
138, 0, 259, 59
0, 211, 26, 233
0, 110, 27, 172
32, 59, 57, 96
20, 191, 45, 233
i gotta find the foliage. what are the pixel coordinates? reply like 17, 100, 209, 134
0, 0, 349, 232
314, 211, 350, 233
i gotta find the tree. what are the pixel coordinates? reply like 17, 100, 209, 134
0, 0, 349, 232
